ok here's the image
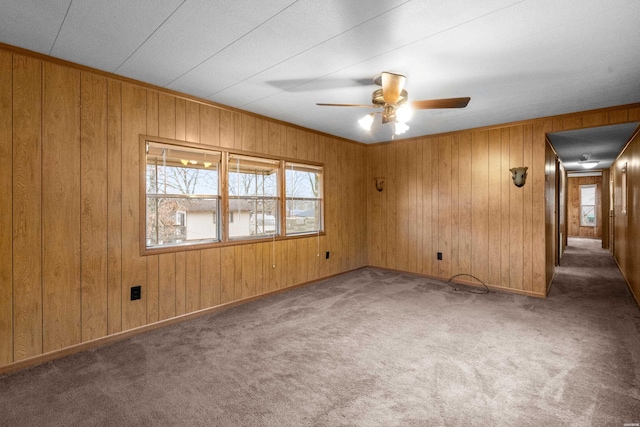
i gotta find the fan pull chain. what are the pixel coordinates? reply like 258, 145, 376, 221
272, 233, 276, 268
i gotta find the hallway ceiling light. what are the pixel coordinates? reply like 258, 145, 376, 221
579, 154, 599, 169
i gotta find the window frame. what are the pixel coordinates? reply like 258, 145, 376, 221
284, 162, 324, 236
142, 138, 222, 253
579, 184, 597, 227
140, 135, 325, 255
227, 153, 281, 241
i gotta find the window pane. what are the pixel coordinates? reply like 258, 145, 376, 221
285, 162, 323, 235
286, 164, 322, 198
146, 197, 219, 247
146, 140, 221, 249
580, 186, 595, 205
228, 197, 278, 239
147, 163, 219, 195
286, 199, 321, 233
147, 143, 220, 195
581, 206, 596, 226
579, 184, 596, 227
228, 155, 278, 197
227, 154, 280, 240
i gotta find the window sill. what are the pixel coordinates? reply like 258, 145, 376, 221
141, 231, 326, 256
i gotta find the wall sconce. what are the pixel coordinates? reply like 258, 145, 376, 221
510, 167, 528, 187
374, 177, 385, 192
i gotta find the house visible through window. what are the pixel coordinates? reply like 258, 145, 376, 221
145, 141, 221, 249
580, 184, 596, 227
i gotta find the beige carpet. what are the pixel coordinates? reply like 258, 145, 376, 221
1, 237, 639, 426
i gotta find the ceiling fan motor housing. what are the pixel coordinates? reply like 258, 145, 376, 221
372, 88, 408, 123
372, 88, 408, 107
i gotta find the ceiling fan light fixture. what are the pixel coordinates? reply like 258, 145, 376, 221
394, 121, 409, 135
358, 113, 374, 131
316, 71, 470, 135
396, 104, 413, 123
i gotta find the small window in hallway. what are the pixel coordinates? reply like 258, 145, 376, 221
580, 184, 596, 227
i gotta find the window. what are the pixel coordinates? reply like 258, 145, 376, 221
285, 163, 323, 234
143, 137, 324, 252
228, 154, 279, 239
176, 211, 186, 227
145, 141, 221, 249
580, 184, 596, 227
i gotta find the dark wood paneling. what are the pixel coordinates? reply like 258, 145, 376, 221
106, 79, 123, 335
80, 72, 109, 342
0, 50, 13, 364
120, 83, 147, 330
12, 55, 43, 360
612, 126, 640, 305
601, 169, 610, 249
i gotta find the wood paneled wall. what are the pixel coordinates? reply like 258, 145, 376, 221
601, 169, 611, 250
612, 128, 640, 305
2, 42, 639, 372
367, 105, 640, 297
567, 176, 602, 238
0, 47, 367, 368
367, 126, 546, 295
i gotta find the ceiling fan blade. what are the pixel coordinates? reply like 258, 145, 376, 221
316, 103, 376, 107
381, 72, 406, 105
411, 97, 471, 109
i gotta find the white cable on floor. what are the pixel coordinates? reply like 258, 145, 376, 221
446, 273, 490, 294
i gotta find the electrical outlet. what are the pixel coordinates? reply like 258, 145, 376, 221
131, 285, 141, 301
325, 251, 330, 259
437, 252, 443, 261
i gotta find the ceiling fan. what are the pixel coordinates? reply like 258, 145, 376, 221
316, 71, 470, 134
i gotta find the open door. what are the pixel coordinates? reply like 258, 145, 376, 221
608, 172, 614, 254
557, 163, 566, 264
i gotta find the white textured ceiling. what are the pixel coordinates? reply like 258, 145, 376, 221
1, 0, 639, 146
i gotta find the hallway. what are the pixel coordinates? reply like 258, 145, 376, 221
544, 236, 640, 423
552, 237, 638, 303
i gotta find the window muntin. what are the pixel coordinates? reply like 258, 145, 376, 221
579, 184, 596, 227
146, 141, 221, 249
285, 163, 323, 235
228, 154, 280, 239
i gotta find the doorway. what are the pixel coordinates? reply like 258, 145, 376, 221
547, 122, 639, 264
